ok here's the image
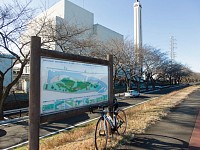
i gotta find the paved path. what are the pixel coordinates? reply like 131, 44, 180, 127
117, 89, 200, 150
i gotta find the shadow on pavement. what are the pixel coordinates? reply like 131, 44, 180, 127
118, 101, 131, 107
120, 134, 188, 150
0, 129, 7, 137
138, 95, 150, 99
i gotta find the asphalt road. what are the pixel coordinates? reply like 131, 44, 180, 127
0, 85, 189, 149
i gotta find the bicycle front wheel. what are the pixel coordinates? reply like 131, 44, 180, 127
116, 109, 127, 135
95, 117, 108, 150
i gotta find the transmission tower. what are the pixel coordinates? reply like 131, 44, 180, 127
169, 36, 177, 63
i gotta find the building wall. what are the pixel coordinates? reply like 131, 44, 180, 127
0, 54, 13, 86
64, 0, 94, 28
44, 0, 123, 52
93, 24, 123, 43
36, 0, 94, 28
37, 0, 65, 20
35, 0, 123, 48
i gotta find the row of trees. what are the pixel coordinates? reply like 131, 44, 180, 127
0, 0, 200, 120
101, 41, 197, 92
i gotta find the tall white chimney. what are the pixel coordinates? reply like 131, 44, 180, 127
134, 0, 142, 71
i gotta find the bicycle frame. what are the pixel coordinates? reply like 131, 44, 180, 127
101, 110, 117, 131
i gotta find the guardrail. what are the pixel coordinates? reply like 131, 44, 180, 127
4, 107, 28, 116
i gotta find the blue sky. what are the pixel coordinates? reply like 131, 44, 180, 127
3, 0, 200, 72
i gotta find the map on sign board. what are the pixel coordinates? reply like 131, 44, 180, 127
40, 57, 108, 114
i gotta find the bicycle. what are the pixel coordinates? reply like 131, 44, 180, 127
91, 100, 127, 150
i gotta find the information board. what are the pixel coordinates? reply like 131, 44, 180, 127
40, 57, 108, 114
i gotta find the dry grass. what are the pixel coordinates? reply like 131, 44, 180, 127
17, 86, 199, 150
40, 124, 96, 150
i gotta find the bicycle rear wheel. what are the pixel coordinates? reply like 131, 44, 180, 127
95, 117, 108, 150
116, 109, 127, 135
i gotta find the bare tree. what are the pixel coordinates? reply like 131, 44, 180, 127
119, 40, 136, 91
87, 37, 133, 91
102, 38, 138, 91
105, 39, 126, 84
25, 14, 98, 56
169, 63, 191, 85
186, 72, 200, 83
0, 0, 35, 120
156, 60, 192, 85
142, 45, 168, 90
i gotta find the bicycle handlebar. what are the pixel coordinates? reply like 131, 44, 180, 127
89, 105, 106, 113
89, 101, 118, 114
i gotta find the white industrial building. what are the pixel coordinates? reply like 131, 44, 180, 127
22, 0, 123, 54
45, 0, 123, 42
17, 0, 123, 92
